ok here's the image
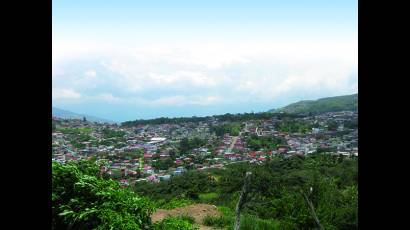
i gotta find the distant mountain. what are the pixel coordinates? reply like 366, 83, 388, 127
269, 93, 358, 115
52, 107, 117, 124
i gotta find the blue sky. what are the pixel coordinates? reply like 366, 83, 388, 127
52, 0, 358, 122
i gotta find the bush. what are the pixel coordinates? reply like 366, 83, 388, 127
240, 215, 280, 230
157, 197, 193, 210
177, 214, 196, 224
152, 216, 199, 230
203, 215, 233, 228
199, 192, 219, 202
52, 160, 154, 230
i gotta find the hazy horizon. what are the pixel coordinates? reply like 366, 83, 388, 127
52, 92, 357, 122
53, 0, 358, 122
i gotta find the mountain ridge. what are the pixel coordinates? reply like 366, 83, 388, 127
269, 93, 358, 115
52, 107, 117, 124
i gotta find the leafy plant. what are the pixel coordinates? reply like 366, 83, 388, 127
52, 160, 154, 230
152, 216, 199, 230
203, 214, 233, 228
158, 197, 193, 210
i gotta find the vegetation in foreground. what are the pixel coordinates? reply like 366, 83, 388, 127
52, 160, 154, 230
134, 153, 358, 230
52, 153, 357, 229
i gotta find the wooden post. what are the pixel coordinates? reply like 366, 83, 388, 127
234, 172, 252, 230
302, 191, 325, 230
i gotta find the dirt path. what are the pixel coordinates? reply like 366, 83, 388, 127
227, 136, 239, 153
152, 203, 222, 230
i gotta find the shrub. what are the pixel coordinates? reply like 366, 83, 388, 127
158, 197, 193, 210
52, 160, 154, 230
203, 215, 233, 228
199, 192, 219, 202
177, 214, 196, 224
152, 216, 199, 230
240, 215, 280, 230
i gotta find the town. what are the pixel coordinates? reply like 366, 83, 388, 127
52, 111, 358, 187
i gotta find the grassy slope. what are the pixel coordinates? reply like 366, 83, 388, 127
270, 93, 358, 115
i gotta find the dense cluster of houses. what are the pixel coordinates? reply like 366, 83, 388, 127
52, 111, 358, 186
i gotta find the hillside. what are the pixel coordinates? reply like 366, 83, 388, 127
270, 93, 358, 115
52, 107, 116, 124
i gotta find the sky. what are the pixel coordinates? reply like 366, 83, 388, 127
52, 0, 358, 122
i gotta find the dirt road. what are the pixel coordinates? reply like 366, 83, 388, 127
227, 136, 239, 153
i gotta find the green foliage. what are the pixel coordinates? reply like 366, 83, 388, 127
121, 112, 302, 127
101, 128, 125, 138
199, 192, 219, 202
210, 123, 241, 136
117, 149, 144, 159
203, 215, 233, 228
157, 198, 194, 210
274, 93, 358, 115
236, 215, 280, 230
203, 214, 280, 230
217, 206, 234, 216
344, 118, 358, 129
70, 133, 94, 149
134, 154, 357, 229
152, 216, 199, 230
327, 120, 339, 131
57, 127, 93, 135
152, 158, 175, 170
177, 214, 196, 224
246, 134, 285, 151
52, 160, 154, 230
179, 137, 206, 154
134, 170, 217, 201
276, 119, 312, 133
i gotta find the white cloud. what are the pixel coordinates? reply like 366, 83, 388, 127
97, 93, 122, 103
190, 96, 220, 105
52, 88, 82, 100
152, 96, 187, 106
148, 71, 217, 87
85, 70, 97, 77
52, 41, 357, 108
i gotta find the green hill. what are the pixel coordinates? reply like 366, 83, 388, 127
270, 93, 358, 115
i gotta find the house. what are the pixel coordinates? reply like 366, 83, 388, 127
337, 151, 351, 157
175, 159, 183, 166
144, 154, 153, 162
158, 174, 171, 181
173, 167, 186, 175
277, 147, 288, 154
257, 157, 266, 161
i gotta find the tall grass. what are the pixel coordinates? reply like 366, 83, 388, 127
155, 197, 193, 210
203, 215, 234, 228
199, 192, 219, 202
237, 215, 280, 230
177, 214, 196, 224
203, 212, 280, 230
152, 215, 199, 230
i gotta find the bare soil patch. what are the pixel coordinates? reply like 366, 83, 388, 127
152, 203, 222, 229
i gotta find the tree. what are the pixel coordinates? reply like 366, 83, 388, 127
152, 158, 174, 170
327, 120, 338, 131
180, 137, 190, 154
52, 160, 154, 229
302, 189, 324, 230
234, 172, 252, 230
